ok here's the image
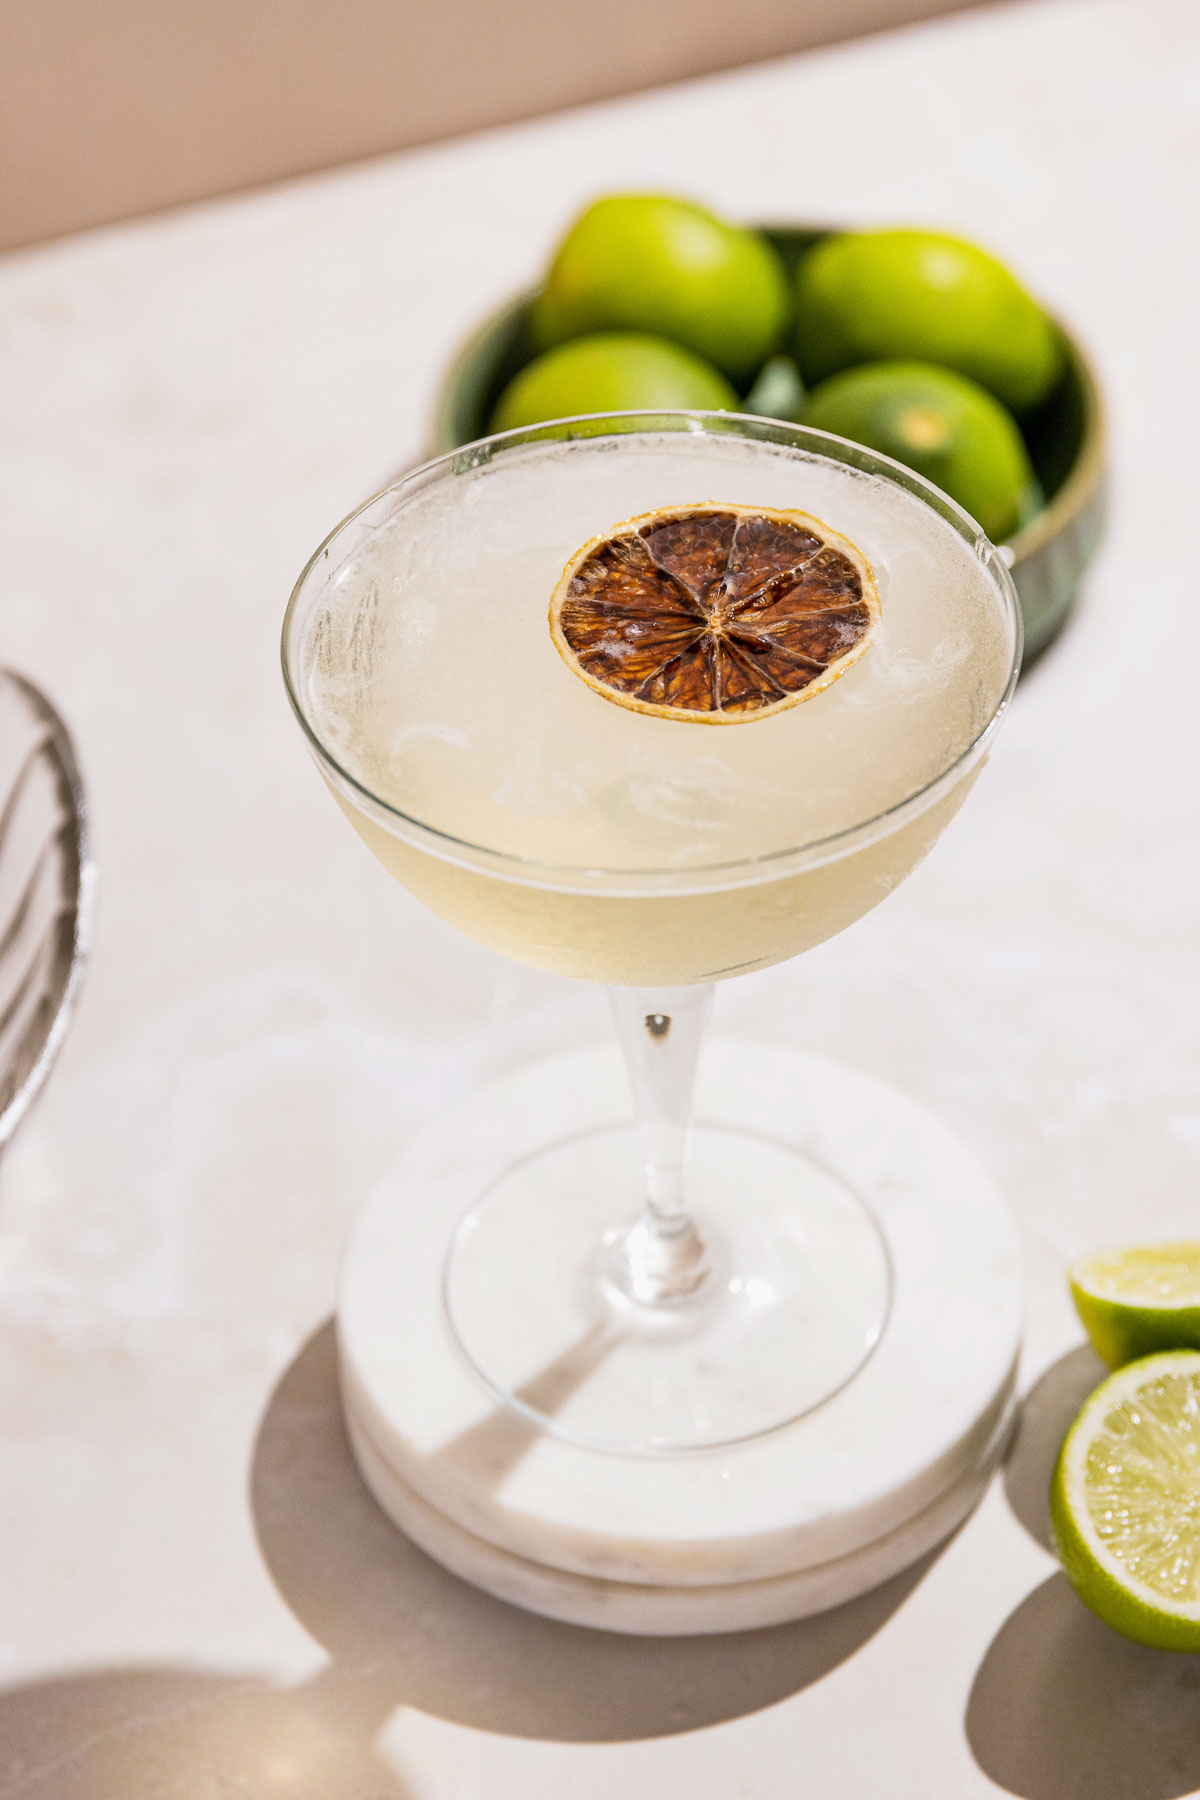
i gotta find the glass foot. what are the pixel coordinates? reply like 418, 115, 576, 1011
444, 1123, 891, 1453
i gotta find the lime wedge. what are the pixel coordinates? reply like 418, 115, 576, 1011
1051, 1351, 1200, 1649
1070, 1242, 1200, 1368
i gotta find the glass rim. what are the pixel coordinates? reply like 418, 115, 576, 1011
281, 410, 1024, 897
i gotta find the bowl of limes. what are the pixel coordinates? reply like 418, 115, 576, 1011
430, 196, 1105, 663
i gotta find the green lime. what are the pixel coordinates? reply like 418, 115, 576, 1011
489, 333, 736, 434
802, 361, 1039, 542
1070, 1242, 1200, 1368
1050, 1351, 1200, 1650
794, 229, 1063, 413
529, 195, 789, 386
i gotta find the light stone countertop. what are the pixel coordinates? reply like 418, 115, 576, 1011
1, 0, 1199, 1792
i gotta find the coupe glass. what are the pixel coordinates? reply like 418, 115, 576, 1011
282, 413, 1021, 1454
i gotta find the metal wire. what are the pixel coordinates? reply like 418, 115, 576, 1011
0, 670, 93, 1152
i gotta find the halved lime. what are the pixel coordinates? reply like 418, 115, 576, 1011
1051, 1351, 1200, 1650
1070, 1242, 1200, 1368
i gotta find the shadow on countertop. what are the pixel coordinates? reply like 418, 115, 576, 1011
0, 1315, 938, 1796
968, 1572, 1200, 1800
248, 1318, 935, 1744
0, 1659, 417, 1799
1002, 1342, 1106, 1553
968, 1343, 1200, 1800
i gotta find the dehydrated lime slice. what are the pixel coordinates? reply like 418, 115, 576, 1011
549, 503, 879, 724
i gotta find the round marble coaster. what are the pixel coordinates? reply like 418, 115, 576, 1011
339, 1042, 1022, 1629
345, 1384, 1017, 1635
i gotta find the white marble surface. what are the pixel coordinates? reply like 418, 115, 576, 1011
1, 0, 1200, 1793
346, 1380, 1018, 1635
340, 1043, 1020, 1593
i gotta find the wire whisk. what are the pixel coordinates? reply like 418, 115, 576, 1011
0, 671, 93, 1152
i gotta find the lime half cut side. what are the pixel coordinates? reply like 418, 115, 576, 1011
1071, 1242, 1200, 1368
1051, 1350, 1200, 1650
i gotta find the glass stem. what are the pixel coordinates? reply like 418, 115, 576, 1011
606, 984, 716, 1306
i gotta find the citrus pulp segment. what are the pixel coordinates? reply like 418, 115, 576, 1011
1051, 1351, 1200, 1651
549, 504, 879, 723
1070, 1243, 1200, 1368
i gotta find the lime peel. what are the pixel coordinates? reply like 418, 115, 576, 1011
801, 360, 1037, 544
792, 227, 1062, 413
531, 194, 789, 386
490, 333, 737, 436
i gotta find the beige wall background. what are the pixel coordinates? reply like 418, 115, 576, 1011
0, 0, 996, 253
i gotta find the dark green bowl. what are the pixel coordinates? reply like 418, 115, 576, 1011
430, 225, 1105, 663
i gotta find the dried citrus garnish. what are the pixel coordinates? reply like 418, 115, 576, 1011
549, 504, 880, 723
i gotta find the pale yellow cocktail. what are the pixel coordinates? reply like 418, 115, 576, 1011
289, 424, 1014, 984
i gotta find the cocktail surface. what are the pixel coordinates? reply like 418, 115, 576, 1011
301, 432, 1011, 873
